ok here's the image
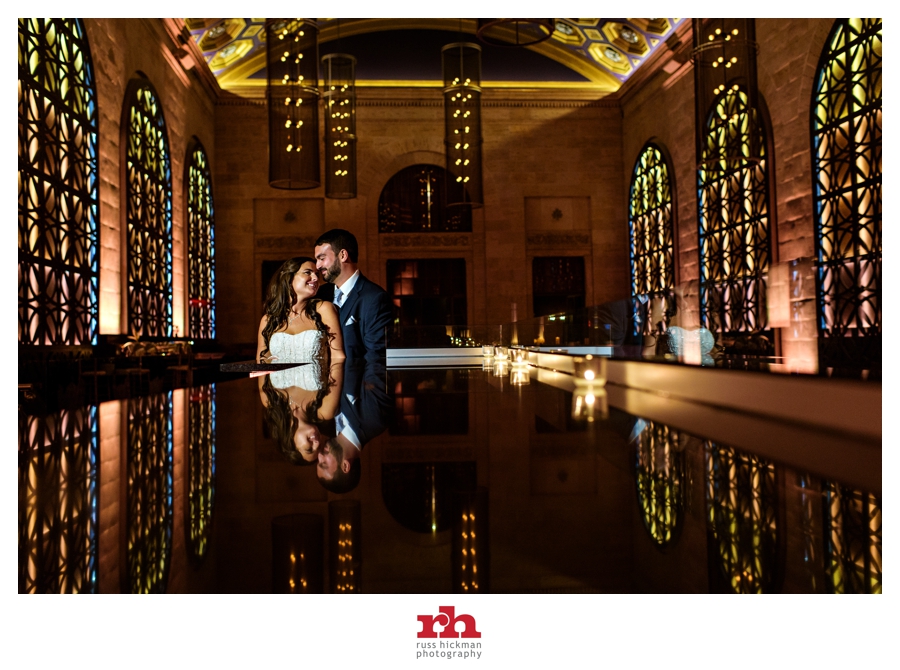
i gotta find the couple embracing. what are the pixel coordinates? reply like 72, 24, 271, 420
256, 228, 393, 493
257, 228, 393, 365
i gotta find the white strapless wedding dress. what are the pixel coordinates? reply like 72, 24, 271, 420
268, 330, 326, 391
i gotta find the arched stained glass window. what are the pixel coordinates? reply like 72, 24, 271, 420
811, 18, 882, 374
378, 164, 472, 233
705, 442, 780, 593
124, 77, 172, 338
186, 385, 216, 563
127, 392, 173, 594
18, 406, 99, 593
629, 143, 675, 305
634, 419, 684, 547
18, 18, 99, 346
187, 140, 215, 339
823, 483, 881, 594
697, 89, 773, 351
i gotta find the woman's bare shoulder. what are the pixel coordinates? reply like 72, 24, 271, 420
315, 300, 338, 316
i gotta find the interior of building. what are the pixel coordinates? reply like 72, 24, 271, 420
17, 18, 881, 597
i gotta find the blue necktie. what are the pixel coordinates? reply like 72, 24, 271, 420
334, 287, 343, 308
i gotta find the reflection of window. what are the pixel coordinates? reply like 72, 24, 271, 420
187, 140, 216, 340
532, 256, 585, 317
697, 89, 772, 345
378, 164, 471, 233
381, 462, 476, 533
635, 420, 684, 546
705, 442, 780, 593
389, 369, 469, 435
629, 143, 675, 302
823, 483, 881, 594
812, 18, 882, 373
18, 19, 99, 346
187, 385, 216, 564
19, 406, 99, 593
127, 393, 173, 594
125, 77, 172, 337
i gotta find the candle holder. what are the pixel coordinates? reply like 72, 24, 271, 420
495, 346, 509, 361
492, 359, 509, 377
572, 385, 609, 422
572, 354, 607, 386
481, 344, 495, 358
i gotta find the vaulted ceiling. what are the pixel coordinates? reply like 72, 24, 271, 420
185, 18, 686, 93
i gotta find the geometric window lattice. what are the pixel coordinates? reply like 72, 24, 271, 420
18, 18, 99, 346
187, 140, 215, 339
634, 419, 684, 547
125, 78, 172, 338
629, 142, 676, 319
823, 483, 881, 594
18, 405, 99, 593
126, 392, 173, 594
378, 164, 472, 233
705, 442, 779, 593
811, 18, 882, 374
186, 385, 216, 564
697, 88, 772, 350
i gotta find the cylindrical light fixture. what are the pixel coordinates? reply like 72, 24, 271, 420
692, 18, 761, 168
271, 513, 324, 593
476, 19, 554, 47
451, 488, 489, 593
266, 18, 320, 189
329, 500, 361, 593
322, 53, 357, 198
442, 43, 483, 209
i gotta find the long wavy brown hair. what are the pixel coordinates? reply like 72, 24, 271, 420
259, 256, 332, 361
261, 374, 333, 466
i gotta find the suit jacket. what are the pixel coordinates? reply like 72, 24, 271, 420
337, 273, 393, 358
339, 357, 391, 448
597, 297, 648, 347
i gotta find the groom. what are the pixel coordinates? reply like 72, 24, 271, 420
314, 228, 393, 358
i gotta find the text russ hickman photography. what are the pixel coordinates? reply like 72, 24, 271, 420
416, 607, 483, 660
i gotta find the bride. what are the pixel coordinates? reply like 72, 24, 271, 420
256, 256, 345, 364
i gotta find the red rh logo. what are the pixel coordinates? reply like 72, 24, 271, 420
417, 606, 482, 638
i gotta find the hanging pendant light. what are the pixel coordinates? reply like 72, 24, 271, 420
442, 42, 483, 209
266, 18, 320, 189
322, 53, 357, 199
692, 18, 761, 169
476, 19, 554, 47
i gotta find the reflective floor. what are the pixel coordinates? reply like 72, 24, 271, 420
18, 362, 882, 594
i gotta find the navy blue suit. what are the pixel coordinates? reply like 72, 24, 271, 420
338, 273, 393, 358
339, 357, 391, 448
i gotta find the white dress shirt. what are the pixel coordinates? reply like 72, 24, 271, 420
334, 270, 360, 308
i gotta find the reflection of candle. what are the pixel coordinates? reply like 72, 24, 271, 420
510, 360, 530, 385
572, 385, 608, 422
492, 360, 509, 377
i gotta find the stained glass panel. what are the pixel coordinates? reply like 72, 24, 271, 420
812, 18, 882, 373
187, 141, 215, 339
18, 18, 99, 345
629, 143, 675, 304
18, 405, 99, 593
697, 89, 772, 349
705, 442, 779, 593
125, 79, 172, 337
823, 483, 881, 593
127, 392, 173, 593
187, 385, 216, 563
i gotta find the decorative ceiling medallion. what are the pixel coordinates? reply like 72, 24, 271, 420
552, 20, 585, 46
198, 18, 246, 52
602, 22, 649, 56
589, 42, 632, 74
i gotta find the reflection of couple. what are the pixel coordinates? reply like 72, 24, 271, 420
255, 228, 392, 491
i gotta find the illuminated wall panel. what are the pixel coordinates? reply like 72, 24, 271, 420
124, 77, 173, 338
629, 143, 675, 304
187, 141, 216, 339
18, 18, 99, 345
812, 18, 882, 372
